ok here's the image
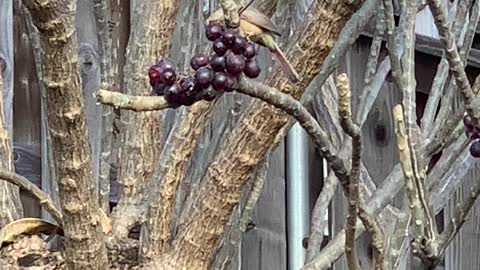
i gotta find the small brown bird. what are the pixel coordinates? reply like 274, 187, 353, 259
206, 7, 300, 83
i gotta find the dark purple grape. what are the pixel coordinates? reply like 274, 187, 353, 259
210, 55, 226, 72
231, 36, 246, 54
212, 72, 228, 91
152, 81, 166, 96
470, 140, 480, 158
191, 53, 209, 70
180, 77, 196, 93
221, 30, 236, 47
243, 59, 261, 78
226, 53, 245, 75
464, 113, 474, 131
206, 23, 223, 41
160, 70, 176, 85
224, 74, 236, 92
164, 83, 182, 105
243, 43, 256, 59
213, 40, 228, 56
195, 67, 214, 88
148, 65, 162, 83
157, 59, 176, 73
203, 88, 218, 101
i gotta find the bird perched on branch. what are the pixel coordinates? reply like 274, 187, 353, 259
206, 7, 300, 83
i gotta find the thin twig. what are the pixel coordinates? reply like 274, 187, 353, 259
0, 170, 63, 225
305, 171, 339, 263
95, 89, 174, 111
392, 105, 424, 237
239, 0, 255, 15
382, 0, 403, 92
427, 0, 480, 127
336, 74, 361, 270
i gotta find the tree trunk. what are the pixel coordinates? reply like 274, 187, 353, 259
22, 1, 108, 269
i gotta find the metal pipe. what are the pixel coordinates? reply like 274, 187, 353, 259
286, 122, 310, 270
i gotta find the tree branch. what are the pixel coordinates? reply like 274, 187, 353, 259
0, 170, 62, 226
23, 0, 108, 267
219, 0, 240, 28
427, 0, 480, 128
93, 0, 115, 213
95, 89, 174, 111
336, 74, 361, 270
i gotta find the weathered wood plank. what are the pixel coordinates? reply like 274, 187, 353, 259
0, 0, 14, 136
444, 162, 480, 270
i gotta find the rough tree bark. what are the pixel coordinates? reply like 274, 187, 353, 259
22, 0, 108, 269
150, 0, 365, 269
111, 0, 180, 238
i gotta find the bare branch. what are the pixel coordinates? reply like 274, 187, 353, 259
23, 0, 108, 267
219, 0, 240, 28
305, 171, 339, 262
93, 0, 115, 213
382, 0, 403, 92
0, 170, 62, 226
358, 207, 385, 270
427, 0, 480, 127
392, 105, 424, 237
336, 74, 361, 270
95, 89, 174, 111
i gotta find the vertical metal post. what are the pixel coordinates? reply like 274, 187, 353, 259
286, 122, 310, 270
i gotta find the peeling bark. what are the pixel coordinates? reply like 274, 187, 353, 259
22, 1, 108, 269
168, 0, 364, 268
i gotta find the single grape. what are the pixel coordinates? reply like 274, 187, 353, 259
226, 53, 245, 75
212, 72, 228, 91
148, 65, 162, 83
210, 55, 226, 72
160, 70, 176, 85
464, 113, 474, 131
157, 59, 176, 73
470, 140, 480, 158
191, 53, 209, 70
231, 36, 246, 54
164, 83, 182, 105
224, 74, 236, 92
213, 40, 228, 56
203, 87, 218, 101
152, 81, 166, 96
244, 59, 261, 78
195, 67, 214, 88
243, 43, 256, 59
206, 23, 223, 41
221, 30, 236, 48
180, 77, 196, 93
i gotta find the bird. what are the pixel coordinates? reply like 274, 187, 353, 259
206, 7, 300, 83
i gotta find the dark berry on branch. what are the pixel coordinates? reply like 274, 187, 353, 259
203, 88, 218, 101
164, 83, 182, 105
210, 55, 226, 72
212, 72, 228, 91
232, 36, 246, 54
152, 82, 166, 96
195, 67, 214, 88
160, 70, 176, 85
224, 74, 236, 92
464, 113, 474, 131
180, 77, 196, 93
244, 59, 261, 78
213, 40, 228, 56
206, 23, 223, 41
470, 140, 480, 158
148, 65, 162, 83
243, 43, 256, 59
157, 59, 176, 73
191, 53, 209, 70
226, 54, 245, 75
221, 30, 236, 47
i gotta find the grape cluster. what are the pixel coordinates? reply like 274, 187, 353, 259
148, 21, 261, 107
463, 113, 480, 158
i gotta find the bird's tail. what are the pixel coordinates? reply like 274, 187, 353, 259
272, 43, 300, 83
